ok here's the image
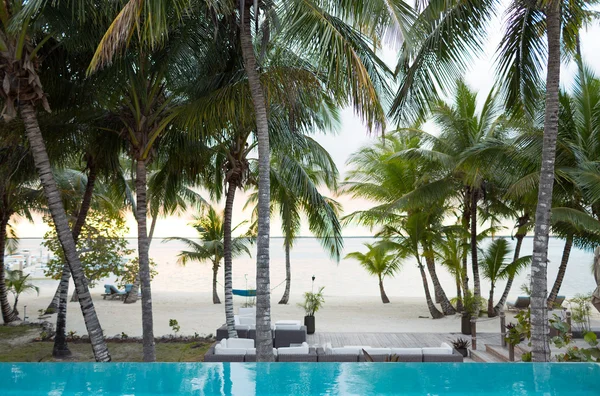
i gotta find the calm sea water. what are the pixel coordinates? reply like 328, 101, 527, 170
13, 236, 597, 300
1, 362, 599, 395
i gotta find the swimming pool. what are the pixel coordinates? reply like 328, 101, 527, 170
1, 362, 598, 395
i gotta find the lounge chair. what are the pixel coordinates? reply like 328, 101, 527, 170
506, 296, 530, 311
204, 338, 254, 362
102, 284, 127, 300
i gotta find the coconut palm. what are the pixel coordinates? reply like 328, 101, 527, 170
436, 232, 468, 312
0, 1, 112, 361
345, 241, 402, 304
479, 238, 531, 317
5, 270, 40, 317
165, 206, 252, 304
245, 138, 343, 305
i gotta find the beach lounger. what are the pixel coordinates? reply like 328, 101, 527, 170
506, 296, 530, 311
102, 284, 127, 300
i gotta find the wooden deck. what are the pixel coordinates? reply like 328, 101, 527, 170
307, 332, 500, 348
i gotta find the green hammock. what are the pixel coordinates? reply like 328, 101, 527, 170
232, 289, 256, 297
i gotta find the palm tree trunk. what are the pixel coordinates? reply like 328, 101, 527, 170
223, 181, 237, 338
424, 252, 456, 315
212, 261, 221, 304
278, 239, 291, 304
418, 260, 444, 319
46, 163, 97, 314
462, 192, 470, 295
240, 3, 273, 362
531, 1, 561, 362
455, 278, 464, 312
0, 215, 20, 323
494, 231, 526, 314
487, 284, 496, 317
20, 102, 110, 362
378, 274, 390, 304
52, 262, 71, 357
135, 158, 155, 362
124, 274, 140, 304
547, 234, 573, 308
470, 189, 481, 316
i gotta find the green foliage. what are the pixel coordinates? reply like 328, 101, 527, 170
505, 310, 531, 348
345, 240, 403, 280
116, 257, 158, 289
451, 337, 471, 350
550, 314, 600, 362
453, 290, 485, 316
568, 293, 593, 333
5, 270, 39, 313
169, 319, 180, 335
42, 211, 134, 287
298, 286, 325, 317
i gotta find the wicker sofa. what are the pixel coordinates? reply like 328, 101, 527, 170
316, 343, 463, 363
204, 340, 317, 362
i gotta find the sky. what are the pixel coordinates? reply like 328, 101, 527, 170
14, 7, 600, 239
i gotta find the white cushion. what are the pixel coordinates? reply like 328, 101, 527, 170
225, 338, 255, 349
234, 315, 240, 326
239, 316, 256, 326
422, 347, 451, 355
215, 344, 246, 355
331, 346, 369, 355
275, 320, 302, 326
278, 342, 309, 355
239, 308, 256, 316
440, 342, 453, 352
275, 324, 301, 331
362, 347, 391, 356
234, 324, 250, 331
390, 348, 422, 356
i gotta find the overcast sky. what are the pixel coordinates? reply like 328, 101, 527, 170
15, 8, 600, 239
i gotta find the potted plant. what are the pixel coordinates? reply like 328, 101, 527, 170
451, 337, 470, 357
459, 290, 484, 335
299, 286, 325, 334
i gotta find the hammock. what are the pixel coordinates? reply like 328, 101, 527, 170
232, 289, 256, 297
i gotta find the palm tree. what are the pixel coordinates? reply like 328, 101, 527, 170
246, 139, 343, 305
394, 80, 511, 317
345, 241, 402, 304
5, 270, 40, 317
436, 232, 468, 312
479, 238, 531, 317
165, 206, 252, 304
0, 2, 111, 361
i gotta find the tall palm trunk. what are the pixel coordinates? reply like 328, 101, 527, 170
0, 215, 20, 323
547, 234, 573, 308
455, 278, 464, 312
240, 4, 273, 362
494, 230, 526, 314
46, 164, 97, 313
530, 2, 561, 362
20, 103, 110, 362
212, 260, 221, 304
418, 263, 444, 319
135, 159, 155, 362
223, 181, 237, 338
487, 284, 496, 317
424, 252, 456, 315
462, 191, 471, 296
52, 162, 97, 357
470, 189, 481, 316
378, 274, 390, 304
278, 240, 291, 304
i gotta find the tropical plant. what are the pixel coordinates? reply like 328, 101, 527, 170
5, 270, 39, 317
345, 241, 403, 304
479, 238, 531, 317
299, 286, 325, 317
165, 206, 253, 304
436, 232, 468, 312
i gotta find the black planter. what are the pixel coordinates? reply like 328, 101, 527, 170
461, 313, 472, 335
456, 348, 468, 358
304, 315, 315, 334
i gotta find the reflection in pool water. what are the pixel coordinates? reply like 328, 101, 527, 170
1, 362, 599, 395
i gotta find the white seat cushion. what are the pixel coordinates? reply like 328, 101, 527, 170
275, 324, 301, 331
390, 348, 422, 355
226, 338, 255, 349
362, 347, 391, 356
278, 342, 309, 355
234, 315, 241, 326
440, 342, 454, 352
239, 316, 256, 326
331, 346, 369, 355
275, 320, 302, 326
215, 344, 246, 355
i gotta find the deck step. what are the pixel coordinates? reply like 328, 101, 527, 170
485, 344, 510, 362
470, 349, 503, 363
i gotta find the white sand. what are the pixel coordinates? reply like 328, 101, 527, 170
17, 291, 600, 338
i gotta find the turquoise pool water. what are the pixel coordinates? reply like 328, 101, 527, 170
0, 362, 598, 395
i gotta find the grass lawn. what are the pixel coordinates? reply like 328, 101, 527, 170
0, 325, 212, 362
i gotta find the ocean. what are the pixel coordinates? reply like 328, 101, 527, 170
12, 236, 597, 301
